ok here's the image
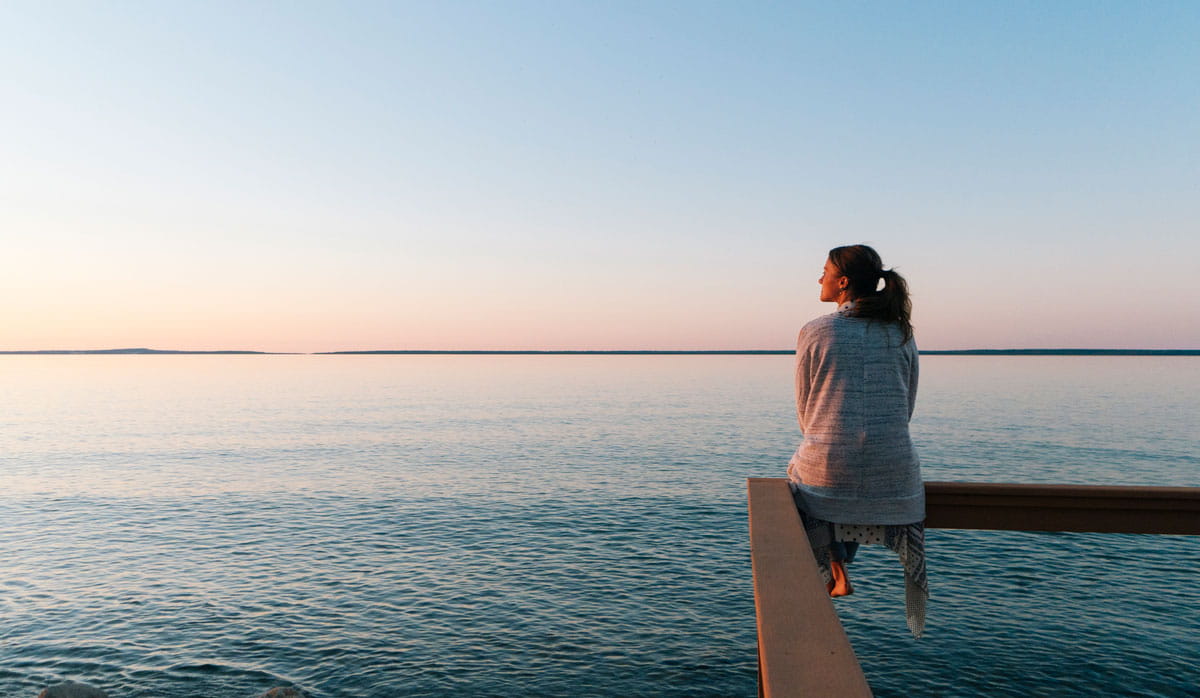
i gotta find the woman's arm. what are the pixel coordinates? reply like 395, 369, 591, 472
907, 342, 919, 420
795, 331, 810, 430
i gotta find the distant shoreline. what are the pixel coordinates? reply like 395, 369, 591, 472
0, 348, 281, 355
917, 348, 1200, 356
321, 349, 1200, 356
3, 348, 1196, 356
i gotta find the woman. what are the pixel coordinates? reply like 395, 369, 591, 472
788, 244, 927, 637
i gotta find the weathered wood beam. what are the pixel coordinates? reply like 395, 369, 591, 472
747, 478, 872, 697
924, 481, 1200, 534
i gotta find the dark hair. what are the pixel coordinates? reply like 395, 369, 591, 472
828, 244, 913, 343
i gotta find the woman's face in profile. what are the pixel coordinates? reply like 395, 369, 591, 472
819, 258, 844, 303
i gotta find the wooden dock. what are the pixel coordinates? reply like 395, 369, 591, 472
747, 478, 1200, 697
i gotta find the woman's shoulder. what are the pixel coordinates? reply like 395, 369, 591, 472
799, 312, 840, 335
797, 312, 848, 348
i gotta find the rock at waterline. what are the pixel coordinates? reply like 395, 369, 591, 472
37, 682, 109, 698
257, 688, 309, 698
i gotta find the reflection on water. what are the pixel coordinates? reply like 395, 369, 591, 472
1, 355, 1197, 696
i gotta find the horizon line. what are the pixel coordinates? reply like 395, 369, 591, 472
1, 348, 1198, 356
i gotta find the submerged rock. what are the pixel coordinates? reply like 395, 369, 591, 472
37, 682, 109, 698
257, 688, 308, 698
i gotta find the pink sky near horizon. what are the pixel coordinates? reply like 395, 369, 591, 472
4, 237, 1194, 353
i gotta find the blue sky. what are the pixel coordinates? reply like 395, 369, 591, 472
3, 1, 1197, 351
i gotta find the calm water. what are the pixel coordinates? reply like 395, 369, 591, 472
1, 355, 1197, 697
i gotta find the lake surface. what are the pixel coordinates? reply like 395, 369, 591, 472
1, 355, 1197, 697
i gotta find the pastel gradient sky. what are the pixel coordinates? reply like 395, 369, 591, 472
3, 1, 1197, 352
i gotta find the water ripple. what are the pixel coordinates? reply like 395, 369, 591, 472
2, 356, 1198, 695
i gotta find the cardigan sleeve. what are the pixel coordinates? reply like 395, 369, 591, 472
794, 330, 811, 431
907, 341, 919, 420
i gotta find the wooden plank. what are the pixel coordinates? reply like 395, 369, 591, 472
747, 478, 872, 697
924, 481, 1200, 534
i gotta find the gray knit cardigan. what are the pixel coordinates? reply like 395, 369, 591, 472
787, 308, 924, 525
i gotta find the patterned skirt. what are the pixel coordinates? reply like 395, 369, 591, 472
790, 483, 928, 638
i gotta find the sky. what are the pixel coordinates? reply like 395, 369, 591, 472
2, 1, 1197, 352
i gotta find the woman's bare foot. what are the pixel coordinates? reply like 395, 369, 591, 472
827, 560, 854, 597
